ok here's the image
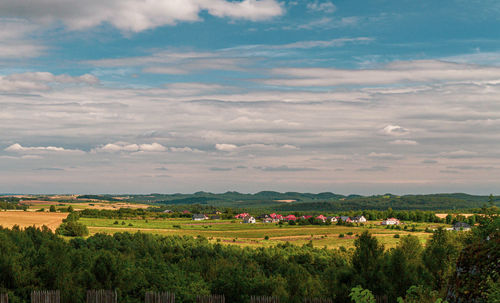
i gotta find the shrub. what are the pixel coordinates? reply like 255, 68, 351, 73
128, 223, 133, 226
121, 221, 126, 225
49, 205, 56, 212
394, 234, 400, 238
264, 235, 269, 240
339, 233, 345, 238
347, 232, 354, 236
56, 221, 89, 237
113, 220, 119, 225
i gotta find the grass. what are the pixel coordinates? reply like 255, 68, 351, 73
80, 218, 444, 249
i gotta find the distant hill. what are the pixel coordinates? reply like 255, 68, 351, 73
76, 192, 498, 211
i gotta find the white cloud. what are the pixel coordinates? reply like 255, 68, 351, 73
5, 143, 84, 154
0, 18, 45, 59
0, 0, 284, 32
307, 1, 336, 13
439, 150, 479, 159
264, 60, 500, 87
390, 140, 418, 145
94, 142, 166, 153
382, 125, 409, 136
215, 143, 238, 151
0, 72, 98, 92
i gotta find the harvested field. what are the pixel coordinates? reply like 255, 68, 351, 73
0, 211, 68, 230
435, 213, 475, 219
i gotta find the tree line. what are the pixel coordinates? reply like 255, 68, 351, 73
0, 216, 498, 303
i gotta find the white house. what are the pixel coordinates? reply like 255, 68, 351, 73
381, 218, 400, 225
353, 216, 367, 223
192, 214, 208, 221
242, 216, 256, 224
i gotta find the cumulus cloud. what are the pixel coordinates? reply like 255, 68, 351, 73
439, 150, 479, 159
5, 143, 84, 154
357, 166, 389, 172
215, 143, 238, 151
0, 0, 284, 32
94, 142, 166, 153
382, 125, 409, 136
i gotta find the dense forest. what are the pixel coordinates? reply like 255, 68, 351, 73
0, 216, 498, 303
74, 192, 499, 211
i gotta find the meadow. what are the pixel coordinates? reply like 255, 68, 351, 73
79, 217, 447, 249
0, 210, 68, 230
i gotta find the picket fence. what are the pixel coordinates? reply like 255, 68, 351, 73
0, 293, 8, 303
145, 291, 175, 303
196, 294, 225, 303
31, 290, 60, 303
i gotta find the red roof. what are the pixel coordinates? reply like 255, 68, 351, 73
316, 215, 327, 220
302, 215, 313, 219
235, 213, 250, 219
285, 214, 297, 221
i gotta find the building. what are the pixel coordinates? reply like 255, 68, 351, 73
352, 216, 367, 223
210, 215, 221, 220
381, 218, 400, 225
284, 214, 297, 221
192, 214, 208, 221
316, 215, 327, 222
235, 213, 250, 219
242, 216, 256, 224
327, 216, 338, 223
453, 222, 471, 231
340, 216, 352, 223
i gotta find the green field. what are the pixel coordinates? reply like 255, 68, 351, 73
80, 218, 448, 249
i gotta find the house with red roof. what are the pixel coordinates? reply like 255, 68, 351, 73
235, 213, 250, 219
316, 215, 327, 222
284, 214, 297, 221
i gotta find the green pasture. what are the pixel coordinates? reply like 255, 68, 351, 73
80, 218, 445, 249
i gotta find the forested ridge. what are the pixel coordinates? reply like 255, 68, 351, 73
0, 216, 498, 303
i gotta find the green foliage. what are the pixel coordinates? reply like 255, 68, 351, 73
56, 221, 89, 237
49, 205, 57, 212
349, 286, 375, 303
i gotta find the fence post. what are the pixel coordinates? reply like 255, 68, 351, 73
31, 290, 60, 303
145, 291, 175, 303
303, 298, 333, 303
86, 290, 118, 303
250, 296, 279, 303
196, 294, 225, 303
0, 293, 7, 303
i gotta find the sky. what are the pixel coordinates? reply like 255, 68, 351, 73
1, 0, 500, 195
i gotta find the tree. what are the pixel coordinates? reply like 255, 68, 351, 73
349, 286, 375, 303
49, 205, 56, 212
351, 231, 386, 295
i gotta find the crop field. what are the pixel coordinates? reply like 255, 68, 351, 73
80, 218, 448, 249
22, 201, 150, 211
0, 211, 68, 230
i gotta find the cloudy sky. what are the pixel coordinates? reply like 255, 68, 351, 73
1, 0, 500, 194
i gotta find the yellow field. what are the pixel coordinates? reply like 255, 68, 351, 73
0, 211, 68, 230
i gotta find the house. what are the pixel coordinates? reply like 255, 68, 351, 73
235, 213, 250, 219
301, 215, 313, 220
340, 216, 352, 223
327, 216, 338, 223
381, 218, 400, 225
192, 214, 208, 221
182, 210, 191, 214
162, 209, 173, 213
270, 213, 284, 221
453, 222, 471, 231
284, 214, 297, 221
316, 215, 327, 222
262, 217, 275, 223
242, 215, 256, 224
352, 216, 367, 223
210, 215, 221, 220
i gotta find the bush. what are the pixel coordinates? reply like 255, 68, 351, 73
128, 223, 133, 226
393, 234, 400, 238
339, 233, 345, 238
49, 205, 56, 212
113, 220, 119, 225
56, 221, 89, 237
264, 235, 269, 240
347, 232, 353, 236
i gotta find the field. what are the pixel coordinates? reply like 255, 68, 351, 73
80, 218, 448, 249
0, 211, 68, 230
20, 200, 150, 211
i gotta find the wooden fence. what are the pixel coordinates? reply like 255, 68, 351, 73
0, 293, 7, 303
145, 291, 175, 303
196, 294, 225, 303
31, 290, 60, 303
86, 290, 117, 303
375, 295, 388, 303
250, 296, 279, 303
303, 298, 333, 303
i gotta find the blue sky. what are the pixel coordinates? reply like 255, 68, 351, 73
1, 0, 500, 194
